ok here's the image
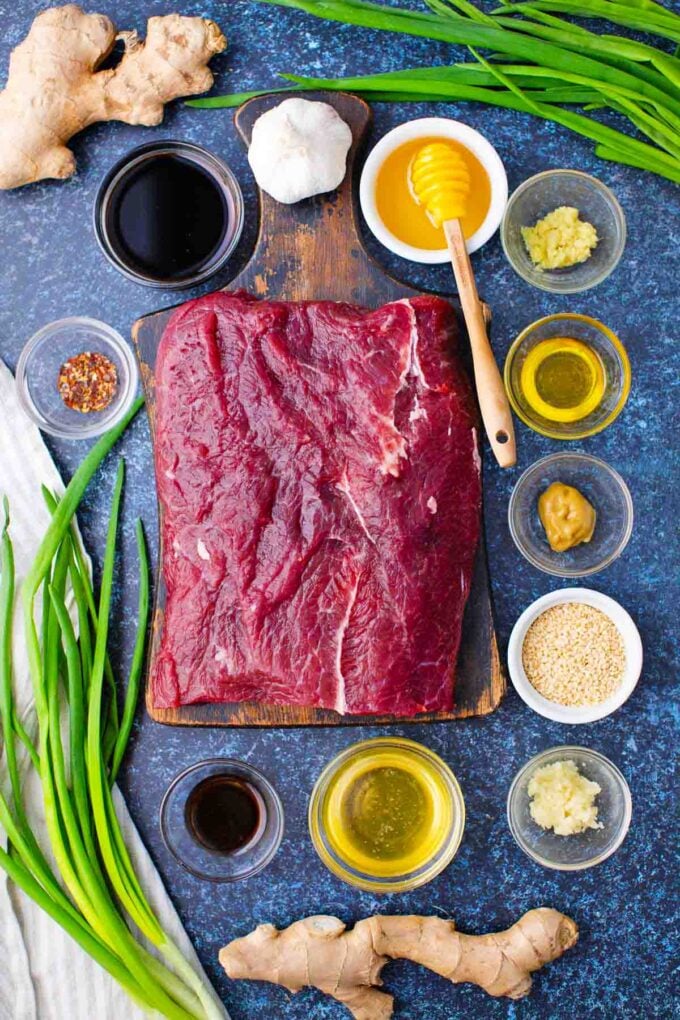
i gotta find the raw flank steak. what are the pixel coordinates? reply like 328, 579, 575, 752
151, 290, 481, 716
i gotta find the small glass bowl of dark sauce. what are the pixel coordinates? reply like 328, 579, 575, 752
160, 759, 284, 882
94, 140, 244, 288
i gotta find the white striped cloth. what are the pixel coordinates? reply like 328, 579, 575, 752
0, 359, 227, 1020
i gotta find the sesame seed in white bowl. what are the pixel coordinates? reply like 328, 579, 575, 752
507, 588, 643, 724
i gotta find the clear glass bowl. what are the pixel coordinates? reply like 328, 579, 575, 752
504, 312, 631, 440
160, 759, 284, 883
94, 140, 244, 288
501, 170, 626, 293
509, 452, 633, 577
507, 746, 632, 870
309, 737, 465, 893
16, 317, 138, 439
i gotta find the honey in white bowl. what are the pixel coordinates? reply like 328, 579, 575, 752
374, 136, 490, 251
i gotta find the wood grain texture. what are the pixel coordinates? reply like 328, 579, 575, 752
443, 217, 516, 468
132, 90, 504, 727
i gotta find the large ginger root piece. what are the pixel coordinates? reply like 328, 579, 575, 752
0, 4, 226, 189
220, 909, 579, 1020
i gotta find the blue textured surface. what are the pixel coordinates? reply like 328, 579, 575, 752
0, 2, 678, 1018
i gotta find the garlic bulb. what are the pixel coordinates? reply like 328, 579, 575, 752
248, 98, 352, 204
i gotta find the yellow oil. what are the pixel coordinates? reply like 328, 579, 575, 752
322, 744, 453, 878
520, 337, 607, 424
375, 136, 491, 250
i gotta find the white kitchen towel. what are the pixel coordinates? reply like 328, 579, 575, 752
0, 359, 227, 1020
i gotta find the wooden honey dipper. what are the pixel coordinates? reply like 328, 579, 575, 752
410, 142, 516, 468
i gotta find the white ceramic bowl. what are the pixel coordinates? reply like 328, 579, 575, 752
507, 588, 643, 724
359, 117, 508, 263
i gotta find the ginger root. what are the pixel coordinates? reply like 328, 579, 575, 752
0, 5, 226, 189
220, 908, 579, 1020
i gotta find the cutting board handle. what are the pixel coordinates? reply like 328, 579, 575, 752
232, 91, 379, 303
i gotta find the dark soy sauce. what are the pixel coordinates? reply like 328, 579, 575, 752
106, 153, 229, 282
185, 775, 264, 854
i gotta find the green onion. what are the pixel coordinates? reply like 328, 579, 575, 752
260, 0, 680, 109
495, 0, 680, 43
23, 397, 145, 700
190, 0, 680, 183
0, 844, 151, 1010
489, 10, 680, 91
110, 519, 149, 783
1, 499, 21, 811
1, 400, 224, 1018
0, 501, 58, 891
207, 63, 679, 180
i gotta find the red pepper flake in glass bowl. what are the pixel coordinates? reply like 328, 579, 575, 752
16, 317, 138, 440
57, 351, 118, 413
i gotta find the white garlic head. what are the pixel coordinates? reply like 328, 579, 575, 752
248, 98, 353, 204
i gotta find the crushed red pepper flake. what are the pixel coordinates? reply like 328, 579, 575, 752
58, 351, 118, 413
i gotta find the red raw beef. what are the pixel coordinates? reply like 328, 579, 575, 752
151, 291, 481, 716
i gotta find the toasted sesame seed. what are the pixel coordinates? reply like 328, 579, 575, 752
522, 602, 626, 707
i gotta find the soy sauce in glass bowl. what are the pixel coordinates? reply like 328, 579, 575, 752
185, 774, 266, 854
95, 141, 244, 289
160, 759, 283, 882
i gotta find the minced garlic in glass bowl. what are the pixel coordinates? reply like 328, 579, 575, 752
500, 170, 626, 294
521, 206, 598, 270
507, 746, 632, 871
527, 759, 602, 836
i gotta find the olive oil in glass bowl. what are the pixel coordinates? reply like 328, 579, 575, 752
309, 738, 465, 893
504, 313, 631, 440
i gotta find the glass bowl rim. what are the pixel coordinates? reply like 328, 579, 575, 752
93, 138, 245, 289
159, 756, 285, 883
500, 168, 627, 294
507, 744, 632, 871
503, 312, 631, 440
308, 737, 465, 893
508, 451, 634, 577
15, 315, 139, 440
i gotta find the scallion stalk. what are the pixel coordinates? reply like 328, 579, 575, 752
190, 0, 680, 183
110, 518, 149, 784
496, 0, 680, 43
1, 399, 224, 1019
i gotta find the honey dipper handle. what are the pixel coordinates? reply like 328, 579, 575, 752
444, 219, 517, 468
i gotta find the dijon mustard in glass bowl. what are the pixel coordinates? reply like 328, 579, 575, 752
509, 453, 634, 577
308, 737, 465, 893
504, 313, 631, 440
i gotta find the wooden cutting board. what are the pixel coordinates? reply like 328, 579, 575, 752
132, 90, 504, 726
